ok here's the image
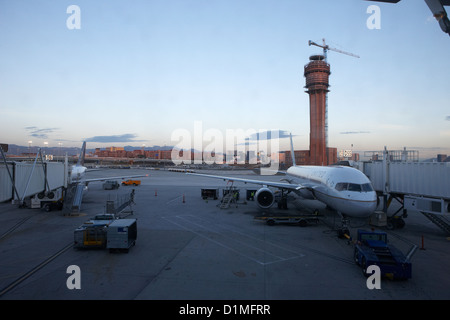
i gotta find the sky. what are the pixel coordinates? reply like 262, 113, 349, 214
1, 0, 449, 159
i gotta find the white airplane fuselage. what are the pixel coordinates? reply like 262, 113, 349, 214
286, 165, 378, 218
70, 165, 87, 183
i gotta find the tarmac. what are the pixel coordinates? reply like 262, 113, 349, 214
0, 168, 450, 301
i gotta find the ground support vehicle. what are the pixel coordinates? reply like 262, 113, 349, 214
74, 219, 113, 249
41, 200, 64, 212
201, 188, 219, 200
121, 179, 141, 186
254, 214, 320, 227
107, 219, 137, 253
74, 216, 137, 253
30, 189, 64, 212
103, 180, 120, 190
353, 229, 412, 280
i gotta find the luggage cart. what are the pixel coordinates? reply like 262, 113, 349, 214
107, 219, 137, 253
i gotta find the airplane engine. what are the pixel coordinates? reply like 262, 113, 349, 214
255, 187, 275, 209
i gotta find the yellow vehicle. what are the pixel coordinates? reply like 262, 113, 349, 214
121, 179, 141, 186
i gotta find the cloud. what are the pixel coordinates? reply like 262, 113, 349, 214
340, 131, 371, 135
246, 130, 293, 141
446, 116, 450, 121
84, 133, 146, 143
234, 130, 294, 146
25, 127, 59, 139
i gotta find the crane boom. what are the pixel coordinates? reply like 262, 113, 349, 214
327, 46, 360, 58
308, 39, 360, 60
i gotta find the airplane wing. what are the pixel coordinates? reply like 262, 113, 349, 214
82, 174, 148, 183
70, 174, 148, 185
187, 172, 308, 192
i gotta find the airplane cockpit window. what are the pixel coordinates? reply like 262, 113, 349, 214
335, 182, 374, 192
335, 183, 348, 191
361, 183, 374, 192
348, 183, 361, 192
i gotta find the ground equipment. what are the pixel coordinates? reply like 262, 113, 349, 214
353, 229, 413, 280
107, 219, 137, 253
201, 188, 219, 200
122, 179, 141, 186
103, 180, 120, 190
254, 214, 320, 227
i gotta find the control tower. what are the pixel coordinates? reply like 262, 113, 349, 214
304, 54, 331, 166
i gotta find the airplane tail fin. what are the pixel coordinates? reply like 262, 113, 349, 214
289, 133, 296, 167
76, 141, 86, 166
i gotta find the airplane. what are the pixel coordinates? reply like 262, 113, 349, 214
188, 134, 378, 237
69, 141, 147, 184
365, 0, 450, 36
66, 141, 147, 210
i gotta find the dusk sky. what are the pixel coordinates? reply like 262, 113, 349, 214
1, 0, 449, 159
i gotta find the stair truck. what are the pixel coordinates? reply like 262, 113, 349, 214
354, 229, 414, 280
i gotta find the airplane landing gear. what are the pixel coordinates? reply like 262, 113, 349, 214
337, 212, 350, 239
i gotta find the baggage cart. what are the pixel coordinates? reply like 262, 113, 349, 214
74, 220, 111, 249
107, 219, 137, 253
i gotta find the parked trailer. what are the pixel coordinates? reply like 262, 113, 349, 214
73, 219, 112, 249
107, 219, 137, 253
254, 215, 320, 227
201, 188, 219, 200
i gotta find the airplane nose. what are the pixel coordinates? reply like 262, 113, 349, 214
364, 192, 378, 216
347, 192, 378, 217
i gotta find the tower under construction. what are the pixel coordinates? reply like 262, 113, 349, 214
304, 54, 332, 166
284, 50, 344, 167
283, 39, 358, 167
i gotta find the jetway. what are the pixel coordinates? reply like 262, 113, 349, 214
359, 148, 450, 234
364, 161, 450, 201
0, 148, 67, 205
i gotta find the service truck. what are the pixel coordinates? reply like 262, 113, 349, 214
121, 179, 141, 186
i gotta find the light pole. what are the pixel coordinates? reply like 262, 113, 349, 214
28, 141, 32, 160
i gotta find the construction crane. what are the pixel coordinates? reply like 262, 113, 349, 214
307, 38, 359, 160
308, 38, 360, 61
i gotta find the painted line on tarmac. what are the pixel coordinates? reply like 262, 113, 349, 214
162, 215, 305, 266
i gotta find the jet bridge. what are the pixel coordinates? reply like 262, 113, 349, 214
0, 147, 67, 205
361, 148, 450, 234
